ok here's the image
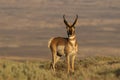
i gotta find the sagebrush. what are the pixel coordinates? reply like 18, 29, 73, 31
0, 56, 120, 80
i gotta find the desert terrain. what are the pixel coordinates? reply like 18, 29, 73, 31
0, 0, 120, 59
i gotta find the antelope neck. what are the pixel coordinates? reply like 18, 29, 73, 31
68, 35, 76, 41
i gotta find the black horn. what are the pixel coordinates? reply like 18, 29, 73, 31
63, 15, 70, 27
71, 15, 78, 27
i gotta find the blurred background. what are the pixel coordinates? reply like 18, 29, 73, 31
0, 0, 120, 59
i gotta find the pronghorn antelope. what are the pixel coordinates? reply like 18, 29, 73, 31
48, 15, 78, 74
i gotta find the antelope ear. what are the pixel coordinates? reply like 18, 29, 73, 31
71, 15, 78, 27
63, 15, 70, 27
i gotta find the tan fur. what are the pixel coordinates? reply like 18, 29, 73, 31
48, 15, 78, 74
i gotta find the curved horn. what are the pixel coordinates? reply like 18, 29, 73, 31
63, 15, 70, 27
71, 15, 78, 27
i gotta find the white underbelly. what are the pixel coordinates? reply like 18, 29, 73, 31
57, 45, 65, 56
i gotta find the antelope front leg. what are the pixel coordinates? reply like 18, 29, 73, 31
71, 55, 76, 73
67, 55, 70, 74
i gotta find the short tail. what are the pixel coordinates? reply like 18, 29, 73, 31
48, 37, 54, 48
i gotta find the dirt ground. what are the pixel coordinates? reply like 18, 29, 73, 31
0, 0, 120, 59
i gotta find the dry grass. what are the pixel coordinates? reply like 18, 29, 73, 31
0, 56, 120, 80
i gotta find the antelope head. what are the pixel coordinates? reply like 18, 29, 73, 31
63, 15, 78, 37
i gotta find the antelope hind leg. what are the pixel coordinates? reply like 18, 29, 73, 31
51, 51, 57, 72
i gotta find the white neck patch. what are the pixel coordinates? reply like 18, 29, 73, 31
69, 35, 75, 40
